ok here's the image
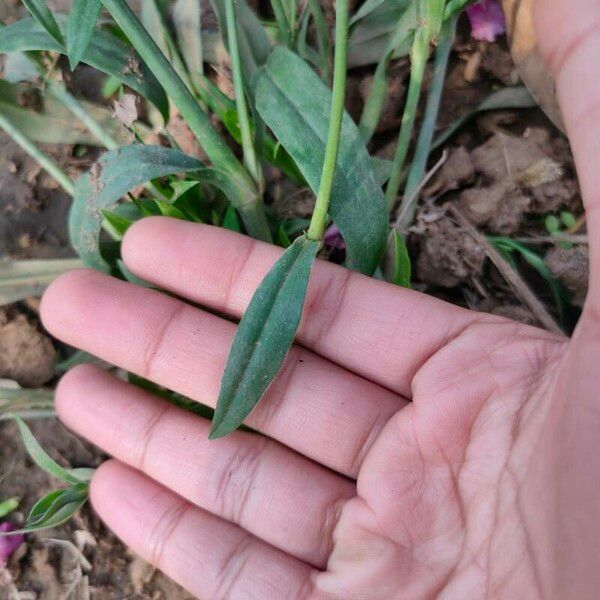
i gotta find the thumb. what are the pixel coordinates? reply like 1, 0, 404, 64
534, 0, 600, 312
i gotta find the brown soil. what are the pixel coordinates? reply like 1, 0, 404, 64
0, 4, 589, 600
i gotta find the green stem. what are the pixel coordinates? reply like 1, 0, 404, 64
384, 26, 428, 210
270, 0, 293, 46
225, 0, 262, 187
306, 0, 349, 241
397, 15, 456, 230
0, 111, 74, 195
100, 0, 271, 241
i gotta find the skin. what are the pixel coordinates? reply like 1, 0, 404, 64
40, 0, 600, 597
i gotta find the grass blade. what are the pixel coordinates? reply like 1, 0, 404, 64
210, 236, 319, 438
14, 418, 88, 486
21, 0, 64, 46
66, 0, 102, 70
432, 86, 536, 151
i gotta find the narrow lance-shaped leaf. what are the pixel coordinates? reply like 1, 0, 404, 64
14, 418, 89, 486
210, 236, 319, 439
67, 0, 102, 70
0, 17, 169, 121
70, 145, 203, 272
21, 0, 64, 46
0, 486, 89, 536
255, 47, 387, 274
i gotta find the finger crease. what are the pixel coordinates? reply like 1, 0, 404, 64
137, 403, 171, 473
141, 303, 186, 379
148, 499, 191, 568
214, 532, 255, 599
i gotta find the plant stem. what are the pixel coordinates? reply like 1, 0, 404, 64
397, 14, 456, 230
306, 0, 349, 241
225, 0, 262, 187
384, 26, 428, 210
270, 0, 293, 46
100, 0, 271, 241
0, 110, 74, 195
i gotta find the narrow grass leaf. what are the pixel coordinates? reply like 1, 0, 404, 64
21, 0, 64, 46
388, 230, 411, 287
66, 0, 102, 70
14, 418, 87, 485
256, 47, 387, 274
348, 0, 411, 67
432, 86, 536, 150
0, 17, 169, 121
210, 235, 319, 438
70, 145, 202, 272
0, 487, 88, 535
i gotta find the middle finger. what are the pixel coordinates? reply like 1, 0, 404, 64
41, 269, 404, 477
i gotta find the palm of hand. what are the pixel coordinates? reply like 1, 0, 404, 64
323, 320, 568, 599
41, 1, 600, 598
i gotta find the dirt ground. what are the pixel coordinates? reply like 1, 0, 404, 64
0, 2, 589, 599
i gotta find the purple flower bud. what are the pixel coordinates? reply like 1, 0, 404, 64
324, 224, 346, 250
0, 522, 24, 567
466, 0, 506, 42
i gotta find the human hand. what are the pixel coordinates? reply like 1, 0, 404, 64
40, 0, 600, 597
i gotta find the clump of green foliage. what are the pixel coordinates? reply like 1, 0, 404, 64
0, 0, 514, 532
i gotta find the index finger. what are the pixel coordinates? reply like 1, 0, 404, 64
121, 218, 481, 397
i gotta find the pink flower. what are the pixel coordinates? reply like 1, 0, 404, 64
466, 0, 506, 42
324, 224, 346, 250
0, 522, 24, 568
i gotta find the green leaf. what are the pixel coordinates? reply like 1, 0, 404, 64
66, 0, 102, 70
0, 17, 169, 121
102, 209, 134, 238
70, 145, 203, 272
348, 0, 412, 67
222, 205, 242, 232
256, 47, 387, 274
210, 235, 319, 438
432, 87, 537, 150
0, 497, 20, 519
195, 75, 304, 185
489, 238, 565, 321
388, 230, 411, 287
21, 0, 64, 46
15, 417, 88, 485
0, 486, 89, 535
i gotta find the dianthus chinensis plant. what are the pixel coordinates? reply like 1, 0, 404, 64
0, 0, 485, 534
